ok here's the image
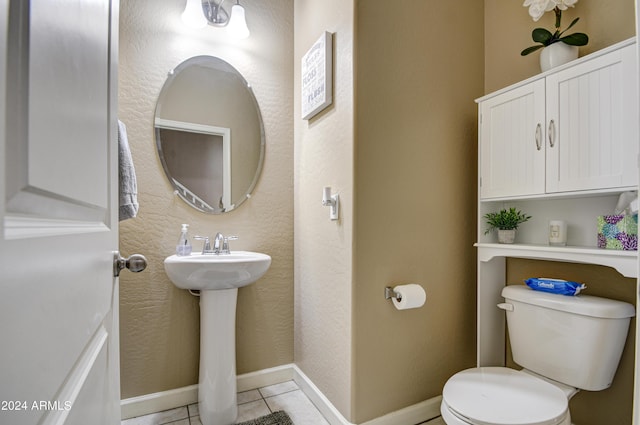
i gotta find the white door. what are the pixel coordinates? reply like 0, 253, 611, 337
479, 79, 546, 199
545, 43, 639, 193
0, 1, 123, 424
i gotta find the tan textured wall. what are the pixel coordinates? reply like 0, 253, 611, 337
352, 1, 483, 422
118, 0, 294, 399
506, 260, 636, 425
293, 0, 355, 420
117, 1, 638, 422
485, 0, 636, 93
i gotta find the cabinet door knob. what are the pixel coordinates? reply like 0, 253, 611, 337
535, 123, 542, 151
548, 119, 556, 148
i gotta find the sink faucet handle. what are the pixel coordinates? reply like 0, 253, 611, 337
194, 235, 211, 254
222, 236, 238, 254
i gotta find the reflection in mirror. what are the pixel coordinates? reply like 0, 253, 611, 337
155, 56, 265, 214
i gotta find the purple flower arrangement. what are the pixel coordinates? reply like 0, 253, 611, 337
597, 215, 638, 250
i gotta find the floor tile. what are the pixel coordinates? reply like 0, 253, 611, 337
265, 389, 329, 425
122, 380, 332, 425
236, 399, 271, 422
121, 406, 189, 425
187, 403, 199, 418
237, 389, 263, 404
258, 380, 299, 398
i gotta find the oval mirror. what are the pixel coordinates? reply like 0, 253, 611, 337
154, 56, 265, 214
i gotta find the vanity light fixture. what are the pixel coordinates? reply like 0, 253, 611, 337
226, 1, 250, 39
182, 0, 208, 28
182, 0, 250, 39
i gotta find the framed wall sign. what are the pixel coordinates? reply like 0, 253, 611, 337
301, 31, 333, 120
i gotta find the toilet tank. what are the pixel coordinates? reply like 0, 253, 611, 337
501, 285, 635, 391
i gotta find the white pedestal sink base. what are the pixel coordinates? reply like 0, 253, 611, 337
163, 251, 272, 425
199, 288, 238, 425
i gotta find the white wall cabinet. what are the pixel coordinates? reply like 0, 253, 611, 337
480, 41, 638, 200
546, 44, 638, 193
479, 79, 546, 199
475, 38, 639, 368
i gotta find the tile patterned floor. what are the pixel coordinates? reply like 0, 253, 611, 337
121, 380, 446, 425
121, 380, 328, 425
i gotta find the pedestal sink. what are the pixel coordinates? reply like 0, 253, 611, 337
164, 251, 271, 425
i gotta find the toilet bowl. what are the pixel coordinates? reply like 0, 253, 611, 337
440, 285, 635, 425
441, 367, 571, 425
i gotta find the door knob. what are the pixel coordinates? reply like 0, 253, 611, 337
113, 252, 148, 277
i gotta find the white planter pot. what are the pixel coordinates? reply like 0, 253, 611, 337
498, 229, 516, 244
540, 42, 579, 72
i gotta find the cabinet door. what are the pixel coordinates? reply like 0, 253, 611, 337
546, 44, 638, 193
479, 79, 546, 199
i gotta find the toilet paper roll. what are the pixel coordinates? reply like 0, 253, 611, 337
392, 283, 426, 310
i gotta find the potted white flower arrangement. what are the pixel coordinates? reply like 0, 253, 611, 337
520, 0, 589, 71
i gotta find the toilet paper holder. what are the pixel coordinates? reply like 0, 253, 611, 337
384, 286, 402, 302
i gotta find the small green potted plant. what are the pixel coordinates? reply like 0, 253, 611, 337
484, 208, 532, 244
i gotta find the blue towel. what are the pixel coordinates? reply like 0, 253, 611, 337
118, 120, 139, 221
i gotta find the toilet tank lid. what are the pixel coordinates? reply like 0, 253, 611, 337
502, 285, 635, 319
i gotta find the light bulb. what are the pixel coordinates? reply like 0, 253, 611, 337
182, 0, 207, 29
227, 3, 250, 39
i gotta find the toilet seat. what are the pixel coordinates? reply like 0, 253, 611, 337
441, 367, 570, 425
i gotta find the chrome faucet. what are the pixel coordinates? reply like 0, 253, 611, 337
195, 233, 238, 254
213, 232, 224, 253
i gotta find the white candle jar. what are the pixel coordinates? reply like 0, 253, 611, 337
549, 220, 568, 246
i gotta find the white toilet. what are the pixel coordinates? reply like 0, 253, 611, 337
441, 285, 635, 425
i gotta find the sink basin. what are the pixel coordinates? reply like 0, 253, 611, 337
164, 251, 271, 290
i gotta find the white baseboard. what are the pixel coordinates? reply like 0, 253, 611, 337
358, 396, 442, 425
291, 364, 441, 425
120, 384, 199, 420
237, 363, 295, 392
121, 363, 442, 425
121, 364, 294, 420
291, 364, 355, 425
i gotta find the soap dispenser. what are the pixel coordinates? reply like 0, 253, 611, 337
176, 224, 192, 256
